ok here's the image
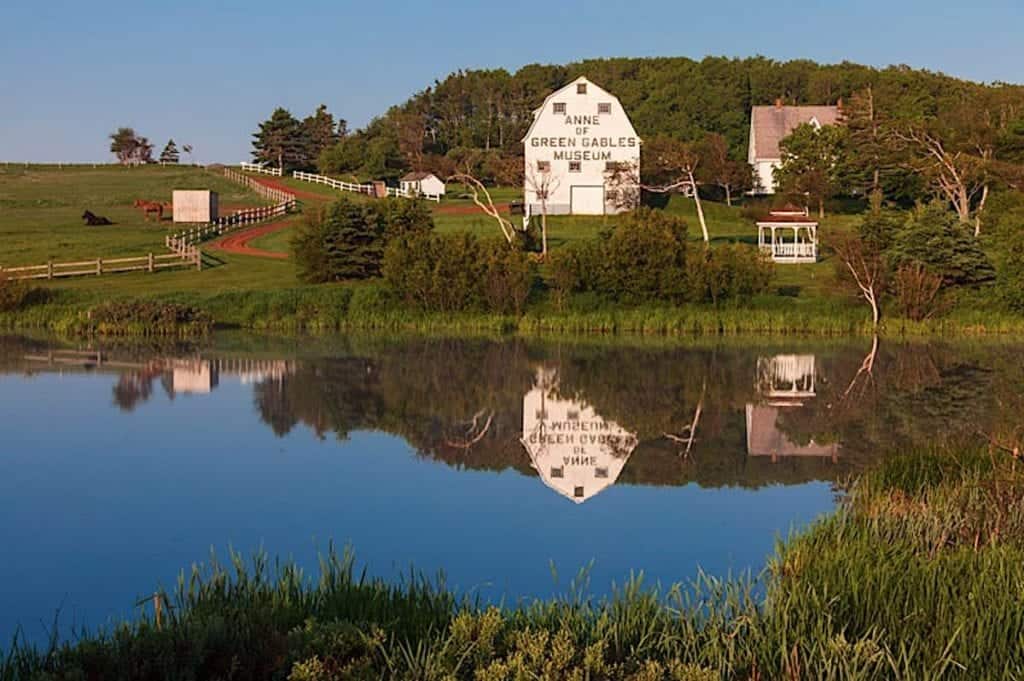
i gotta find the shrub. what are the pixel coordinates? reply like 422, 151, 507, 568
292, 197, 433, 283
549, 208, 689, 304
999, 228, 1024, 312
82, 300, 213, 336
686, 243, 774, 304
383, 232, 536, 314
888, 203, 995, 287
0, 272, 38, 311
892, 262, 946, 321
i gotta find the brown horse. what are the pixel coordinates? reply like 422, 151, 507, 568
133, 199, 164, 221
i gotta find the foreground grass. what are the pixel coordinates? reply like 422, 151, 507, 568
4, 445, 1021, 680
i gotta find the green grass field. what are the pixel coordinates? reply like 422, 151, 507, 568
0, 165, 264, 266
0, 165, 866, 308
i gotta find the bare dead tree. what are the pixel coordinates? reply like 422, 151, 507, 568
831, 232, 887, 327
664, 380, 707, 460
449, 171, 517, 245
445, 408, 496, 450
891, 125, 987, 228
524, 166, 561, 258
841, 334, 880, 401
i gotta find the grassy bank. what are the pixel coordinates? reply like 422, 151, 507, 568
4, 444, 1021, 680
6, 284, 1024, 338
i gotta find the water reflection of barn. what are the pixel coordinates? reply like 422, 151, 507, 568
521, 368, 639, 504
746, 355, 839, 463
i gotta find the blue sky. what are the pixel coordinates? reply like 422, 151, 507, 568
2, 0, 1021, 163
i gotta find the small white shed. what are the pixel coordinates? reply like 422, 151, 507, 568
400, 172, 446, 198
172, 190, 219, 223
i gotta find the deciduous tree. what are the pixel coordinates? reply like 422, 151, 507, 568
774, 122, 848, 218
109, 127, 153, 165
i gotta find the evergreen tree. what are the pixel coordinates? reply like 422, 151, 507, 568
252, 108, 306, 172
159, 139, 180, 164
888, 203, 996, 287
302, 105, 344, 169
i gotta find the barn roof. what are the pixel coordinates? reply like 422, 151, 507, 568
520, 76, 639, 143
750, 105, 841, 160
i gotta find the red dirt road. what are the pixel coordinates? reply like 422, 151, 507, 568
210, 219, 291, 259
250, 176, 325, 202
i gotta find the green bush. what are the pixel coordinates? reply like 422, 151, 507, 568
999, 228, 1024, 311
686, 243, 774, 304
81, 300, 213, 336
549, 208, 690, 304
0, 273, 44, 312
292, 197, 433, 283
383, 232, 536, 314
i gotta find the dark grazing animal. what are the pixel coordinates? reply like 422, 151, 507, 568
82, 210, 113, 226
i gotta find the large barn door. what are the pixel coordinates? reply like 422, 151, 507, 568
570, 186, 605, 215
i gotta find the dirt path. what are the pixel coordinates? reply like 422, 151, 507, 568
210, 219, 292, 259
249, 176, 325, 202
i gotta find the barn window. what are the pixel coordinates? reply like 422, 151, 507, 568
553, 102, 566, 114
537, 160, 551, 172
569, 161, 581, 173
550, 467, 564, 479
595, 467, 609, 479
574, 486, 585, 498
535, 408, 547, 419
598, 102, 611, 114
567, 409, 579, 420
605, 161, 621, 172
577, 83, 588, 94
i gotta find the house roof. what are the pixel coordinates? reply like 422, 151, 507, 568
745, 404, 839, 458
401, 171, 439, 182
750, 105, 841, 160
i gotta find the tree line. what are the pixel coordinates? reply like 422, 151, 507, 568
109, 128, 193, 165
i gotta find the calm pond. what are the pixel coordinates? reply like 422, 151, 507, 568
2, 333, 1022, 644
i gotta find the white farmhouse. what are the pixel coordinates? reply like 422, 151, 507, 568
748, 101, 840, 194
523, 77, 640, 215
400, 171, 446, 198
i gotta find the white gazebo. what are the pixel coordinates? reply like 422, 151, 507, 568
756, 206, 818, 263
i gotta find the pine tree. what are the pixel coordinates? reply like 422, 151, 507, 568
159, 139, 180, 164
252, 108, 306, 172
887, 203, 996, 287
302, 104, 344, 169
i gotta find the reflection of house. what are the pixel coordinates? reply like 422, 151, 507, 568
756, 354, 817, 406
169, 360, 218, 395
747, 354, 838, 462
521, 369, 638, 504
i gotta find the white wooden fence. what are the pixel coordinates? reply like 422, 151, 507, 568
291, 171, 441, 202
166, 200, 295, 252
239, 162, 283, 177
222, 168, 295, 203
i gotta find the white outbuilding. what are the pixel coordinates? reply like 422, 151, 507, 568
523, 77, 640, 216
400, 172, 446, 199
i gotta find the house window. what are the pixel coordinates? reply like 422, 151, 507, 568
595, 467, 609, 479
550, 467, 564, 479
577, 83, 587, 94
574, 486, 585, 498
569, 161, 581, 173
567, 409, 579, 420
537, 160, 551, 172
598, 102, 611, 114
553, 102, 566, 114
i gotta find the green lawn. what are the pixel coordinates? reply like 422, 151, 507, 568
0, 165, 264, 267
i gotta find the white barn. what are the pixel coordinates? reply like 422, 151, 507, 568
748, 102, 840, 194
400, 172, 446, 199
523, 77, 640, 215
